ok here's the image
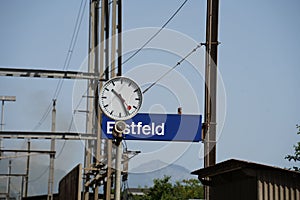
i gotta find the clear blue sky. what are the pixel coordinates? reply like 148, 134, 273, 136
0, 0, 299, 191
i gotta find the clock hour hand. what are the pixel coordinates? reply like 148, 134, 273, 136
111, 89, 130, 115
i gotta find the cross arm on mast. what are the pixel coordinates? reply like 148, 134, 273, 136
0, 131, 97, 140
0, 67, 107, 81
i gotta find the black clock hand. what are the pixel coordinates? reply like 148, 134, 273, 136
111, 89, 125, 103
111, 89, 130, 115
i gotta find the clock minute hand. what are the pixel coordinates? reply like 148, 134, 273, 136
111, 89, 124, 102
111, 89, 130, 115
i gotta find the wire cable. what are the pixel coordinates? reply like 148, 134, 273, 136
33, 0, 188, 130
28, 166, 49, 183
67, 81, 92, 132
142, 43, 203, 94
55, 84, 91, 162
32, 0, 87, 130
53, 0, 88, 99
29, 1, 88, 182
101, 0, 189, 78
33, 104, 52, 130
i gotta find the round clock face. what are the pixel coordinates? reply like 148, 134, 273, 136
99, 77, 143, 121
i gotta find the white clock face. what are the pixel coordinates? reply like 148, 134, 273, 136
99, 77, 143, 121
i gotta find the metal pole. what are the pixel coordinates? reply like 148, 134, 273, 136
0, 96, 16, 199
115, 3, 123, 199
7, 160, 12, 200
106, 0, 117, 199
20, 176, 24, 200
84, 0, 98, 199
0, 101, 4, 159
0, 96, 16, 131
104, 0, 110, 80
47, 100, 56, 200
111, 0, 117, 75
113, 121, 126, 200
1, 101, 4, 132
24, 140, 30, 198
100, 2, 112, 198
204, 0, 219, 199
0, 96, 16, 157
103, 1, 112, 196
117, 0, 122, 76
90, 0, 100, 199
114, 143, 122, 200
105, 140, 113, 200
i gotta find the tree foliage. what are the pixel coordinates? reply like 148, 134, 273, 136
285, 124, 300, 171
130, 176, 204, 200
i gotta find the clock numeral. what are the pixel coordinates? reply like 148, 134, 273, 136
133, 89, 139, 93
135, 98, 141, 101
112, 81, 115, 86
110, 110, 114, 115
102, 96, 107, 99
128, 82, 132, 87
105, 88, 109, 91
119, 113, 121, 118
104, 104, 109, 108
133, 105, 137, 109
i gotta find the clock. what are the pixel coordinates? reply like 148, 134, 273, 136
99, 76, 143, 121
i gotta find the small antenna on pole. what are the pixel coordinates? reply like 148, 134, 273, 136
178, 107, 182, 115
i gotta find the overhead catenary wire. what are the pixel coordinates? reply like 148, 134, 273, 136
53, 0, 88, 99
28, 1, 88, 184
67, 81, 92, 132
142, 43, 204, 94
121, 0, 189, 66
33, 0, 87, 130
52, 82, 91, 166
55, 81, 93, 169
101, 0, 189, 78
3, 0, 201, 191
28, 166, 50, 183
33, 0, 189, 130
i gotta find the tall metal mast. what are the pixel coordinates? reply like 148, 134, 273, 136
84, 0, 123, 199
0, 96, 16, 154
100, 0, 123, 199
47, 100, 56, 200
84, 0, 100, 199
24, 140, 30, 198
203, 0, 219, 199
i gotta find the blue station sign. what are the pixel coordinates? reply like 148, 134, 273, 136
101, 113, 202, 142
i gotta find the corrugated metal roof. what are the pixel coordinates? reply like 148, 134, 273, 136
191, 159, 300, 200
191, 159, 300, 178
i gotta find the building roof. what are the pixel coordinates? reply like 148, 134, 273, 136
191, 159, 300, 178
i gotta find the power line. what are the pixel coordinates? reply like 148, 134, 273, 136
33, 0, 189, 130
53, 0, 88, 99
142, 43, 203, 94
26, 137, 69, 184
28, 166, 49, 183
67, 80, 92, 132
122, 0, 188, 66
101, 0, 189, 78
32, 0, 87, 130
55, 81, 92, 165
33, 104, 52, 131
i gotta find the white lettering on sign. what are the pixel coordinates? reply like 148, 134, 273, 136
107, 121, 165, 136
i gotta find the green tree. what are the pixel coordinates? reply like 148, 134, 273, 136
131, 176, 204, 200
173, 179, 204, 199
145, 176, 174, 200
285, 124, 300, 171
